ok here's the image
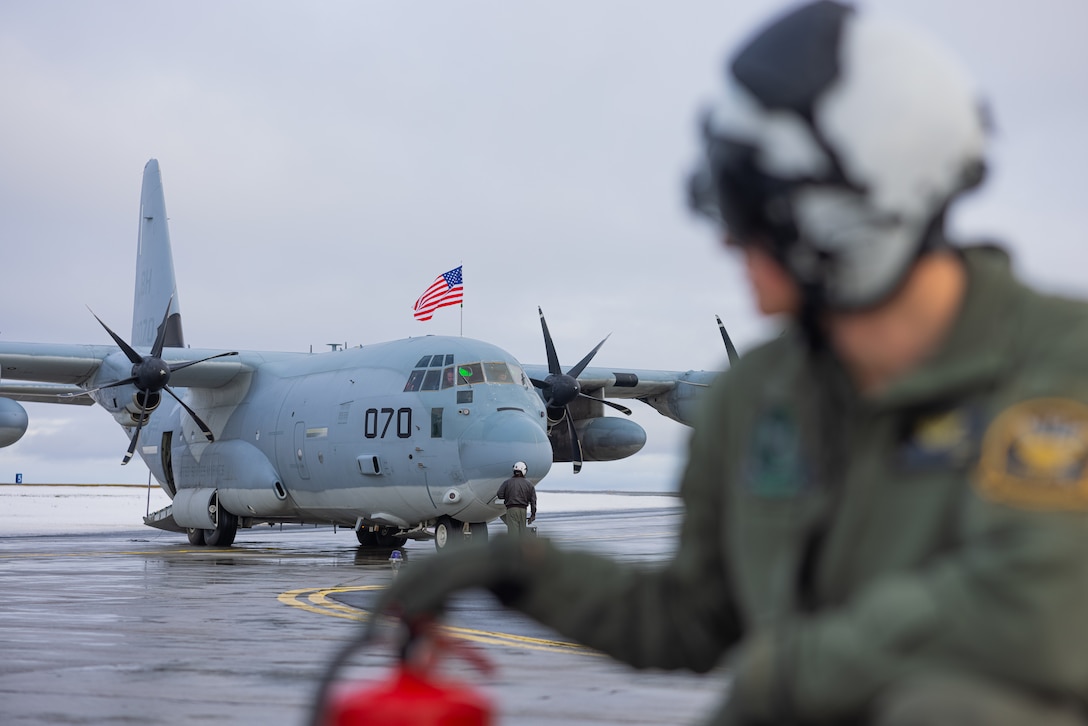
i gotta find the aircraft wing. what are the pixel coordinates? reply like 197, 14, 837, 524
521, 363, 718, 425
0, 341, 252, 392
0, 382, 96, 406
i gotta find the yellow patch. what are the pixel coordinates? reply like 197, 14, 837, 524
976, 398, 1088, 510
915, 410, 970, 453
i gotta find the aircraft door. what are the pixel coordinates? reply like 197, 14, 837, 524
293, 421, 311, 480
421, 406, 451, 508
160, 430, 177, 497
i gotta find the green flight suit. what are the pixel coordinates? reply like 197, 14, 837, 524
502, 246, 1088, 724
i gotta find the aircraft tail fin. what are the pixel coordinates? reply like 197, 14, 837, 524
131, 159, 185, 348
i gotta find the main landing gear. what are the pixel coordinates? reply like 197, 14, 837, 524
433, 516, 487, 551
355, 526, 408, 548
186, 511, 238, 547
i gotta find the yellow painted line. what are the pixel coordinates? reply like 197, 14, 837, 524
279, 585, 600, 656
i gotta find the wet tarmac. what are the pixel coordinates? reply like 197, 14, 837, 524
0, 503, 726, 725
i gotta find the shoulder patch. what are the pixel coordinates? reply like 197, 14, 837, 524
898, 406, 981, 471
976, 398, 1088, 510
743, 405, 810, 498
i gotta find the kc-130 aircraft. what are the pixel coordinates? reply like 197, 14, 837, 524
0, 160, 722, 549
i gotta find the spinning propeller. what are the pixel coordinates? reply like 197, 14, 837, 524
77, 301, 238, 464
530, 307, 631, 474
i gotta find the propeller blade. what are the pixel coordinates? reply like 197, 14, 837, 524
716, 315, 740, 366
89, 308, 143, 365
566, 334, 610, 379
149, 296, 176, 358
529, 377, 547, 389
538, 307, 562, 376
163, 386, 215, 442
122, 398, 150, 465
579, 393, 632, 416
168, 350, 239, 374
565, 411, 583, 474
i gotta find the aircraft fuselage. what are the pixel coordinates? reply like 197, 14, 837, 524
93, 335, 553, 534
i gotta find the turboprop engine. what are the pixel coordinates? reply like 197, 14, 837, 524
0, 398, 29, 448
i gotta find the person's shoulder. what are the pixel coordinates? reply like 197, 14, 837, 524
969, 243, 1088, 379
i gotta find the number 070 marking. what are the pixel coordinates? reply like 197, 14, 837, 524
364, 407, 412, 439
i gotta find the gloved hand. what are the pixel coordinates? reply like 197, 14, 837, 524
528, 515, 536, 525
374, 535, 537, 624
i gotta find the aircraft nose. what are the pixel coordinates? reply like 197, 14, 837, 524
458, 409, 553, 490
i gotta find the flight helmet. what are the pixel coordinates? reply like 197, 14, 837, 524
513, 461, 528, 476
689, 0, 988, 312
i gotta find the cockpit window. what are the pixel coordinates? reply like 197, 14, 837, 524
405, 356, 523, 391
405, 353, 454, 392
457, 363, 482, 385
508, 362, 531, 389
404, 369, 426, 392
421, 369, 442, 391
457, 361, 520, 385
441, 366, 456, 389
483, 361, 513, 383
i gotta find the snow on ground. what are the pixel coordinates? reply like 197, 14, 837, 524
0, 485, 678, 537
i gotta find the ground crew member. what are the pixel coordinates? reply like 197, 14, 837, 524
378, 2, 1088, 723
496, 461, 536, 537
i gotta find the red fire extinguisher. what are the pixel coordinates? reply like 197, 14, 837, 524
312, 619, 496, 726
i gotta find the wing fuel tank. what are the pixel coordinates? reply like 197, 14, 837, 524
0, 398, 29, 448
548, 417, 647, 463
577, 417, 646, 461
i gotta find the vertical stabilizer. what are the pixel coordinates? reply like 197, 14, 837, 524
132, 159, 185, 348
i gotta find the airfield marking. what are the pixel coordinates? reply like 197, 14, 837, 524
279, 585, 598, 656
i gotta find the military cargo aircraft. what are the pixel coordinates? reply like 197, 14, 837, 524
0, 160, 721, 549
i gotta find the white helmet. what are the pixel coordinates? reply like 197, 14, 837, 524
689, 0, 988, 311
513, 461, 528, 476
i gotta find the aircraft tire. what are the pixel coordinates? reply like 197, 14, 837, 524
375, 527, 407, 548
203, 512, 238, 547
355, 529, 379, 546
434, 515, 463, 551
186, 528, 206, 546
469, 521, 488, 541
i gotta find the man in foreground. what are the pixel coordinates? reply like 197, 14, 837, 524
379, 2, 1088, 723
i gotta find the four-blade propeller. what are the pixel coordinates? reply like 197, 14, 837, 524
530, 307, 631, 474
78, 302, 238, 464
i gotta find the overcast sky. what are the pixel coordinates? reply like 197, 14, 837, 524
1, 1, 1086, 491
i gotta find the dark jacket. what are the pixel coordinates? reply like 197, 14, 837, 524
497, 475, 537, 512
498, 246, 1088, 723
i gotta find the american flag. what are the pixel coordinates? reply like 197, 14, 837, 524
413, 266, 464, 321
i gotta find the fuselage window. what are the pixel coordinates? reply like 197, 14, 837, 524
429, 354, 446, 367
415, 355, 432, 368
430, 407, 443, 438
444, 354, 455, 366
